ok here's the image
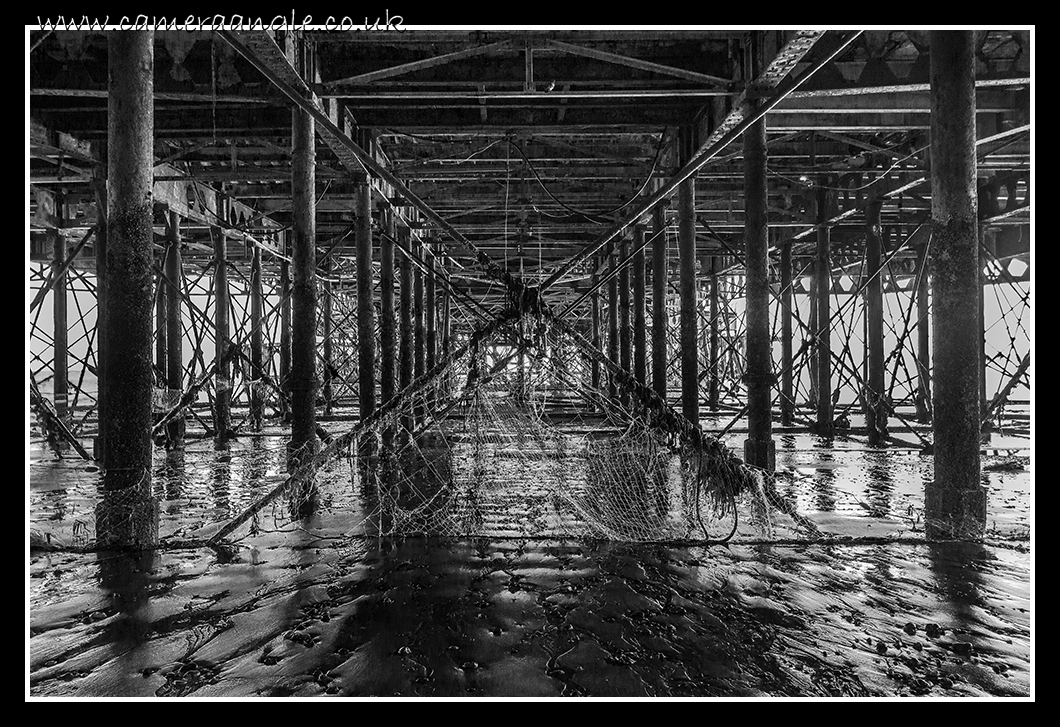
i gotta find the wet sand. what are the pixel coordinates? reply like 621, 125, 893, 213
28, 419, 1032, 699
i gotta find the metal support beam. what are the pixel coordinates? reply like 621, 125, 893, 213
399, 226, 414, 434
356, 179, 376, 454
979, 228, 995, 428
414, 237, 426, 388
378, 216, 399, 449
289, 98, 319, 477
678, 127, 698, 424
619, 236, 632, 405
815, 185, 834, 437
926, 30, 986, 540
539, 31, 861, 293
153, 241, 165, 407
651, 205, 667, 401
165, 212, 184, 446
633, 225, 648, 387
743, 110, 775, 471
708, 260, 720, 411
607, 244, 619, 398
426, 244, 437, 380
279, 232, 292, 420
97, 30, 157, 549
440, 263, 451, 397
591, 257, 602, 392
780, 242, 794, 426
52, 211, 68, 423
864, 189, 887, 444
92, 142, 107, 460
380, 210, 397, 438
322, 256, 334, 414
212, 223, 231, 447
915, 239, 932, 422
250, 242, 264, 431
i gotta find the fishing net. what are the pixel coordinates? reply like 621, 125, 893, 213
231, 302, 808, 545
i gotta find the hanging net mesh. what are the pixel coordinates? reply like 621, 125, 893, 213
210, 302, 814, 546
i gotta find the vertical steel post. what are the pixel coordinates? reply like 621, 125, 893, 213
356, 178, 376, 454
322, 254, 333, 415
97, 30, 157, 548
590, 255, 602, 391
619, 236, 632, 405
651, 205, 668, 400
250, 243, 264, 431
165, 212, 184, 446
815, 186, 834, 436
607, 244, 619, 397
399, 227, 414, 434
52, 201, 68, 423
289, 84, 319, 474
708, 259, 720, 411
279, 231, 292, 415
865, 190, 887, 444
633, 225, 648, 387
380, 210, 397, 441
780, 241, 794, 426
915, 239, 932, 422
926, 30, 986, 539
212, 222, 231, 447
743, 110, 774, 471
678, 127, 699, 424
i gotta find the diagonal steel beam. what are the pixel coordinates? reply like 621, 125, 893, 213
545, 39, 734, 88
539, 30, 862, 293
216, 29, 519, 293
324, 40, 515, 88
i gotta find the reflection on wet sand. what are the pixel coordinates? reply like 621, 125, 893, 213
813, 452, 838, 512
29, 428, 1032, 698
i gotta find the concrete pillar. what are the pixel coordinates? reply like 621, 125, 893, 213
356, 179, 376, 452
865, 190, 887, 444
678, 127, 699, 424
289, 97, 319, 474
915, 240, 932, 422
250, 243, 264, 431
925, 30, 986, 539
743, 114, 775, 471
96, 30, 158, 549
165, 212, 184, 446
651, 205, 667, 401
633, 225, 648, 387
780, 241, 794, 426
815, 186, 834, 436
212, 223, 231, 447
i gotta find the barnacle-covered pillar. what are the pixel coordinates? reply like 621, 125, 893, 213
95, 30, 158, 549
742, 109, 775, 471
925, 30, 986, 539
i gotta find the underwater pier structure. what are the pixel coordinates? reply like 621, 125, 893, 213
29, 28, 1032, 699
